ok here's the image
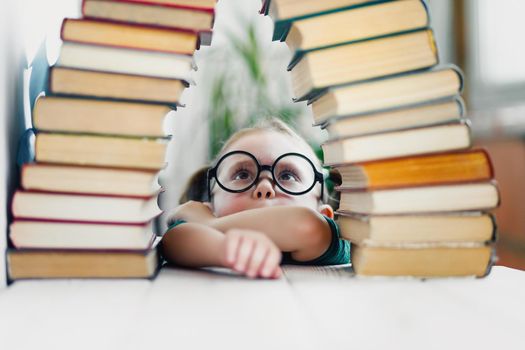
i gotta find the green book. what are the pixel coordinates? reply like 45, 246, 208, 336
266, 0, 392, 41
285, 0, 430, 69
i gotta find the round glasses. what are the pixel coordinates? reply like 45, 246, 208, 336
207, 151, 324, 199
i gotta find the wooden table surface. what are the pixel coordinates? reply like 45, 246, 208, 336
0, 265, 523, 350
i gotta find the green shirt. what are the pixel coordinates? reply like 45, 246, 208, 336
281, 216, 350, 266
163, 216, 350, 266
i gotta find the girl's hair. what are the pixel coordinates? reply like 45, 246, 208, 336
179, 118, 339, 206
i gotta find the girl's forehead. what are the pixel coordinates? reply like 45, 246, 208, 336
225, 131, 309, 163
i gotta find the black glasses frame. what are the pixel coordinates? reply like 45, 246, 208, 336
207, 150, 324, 200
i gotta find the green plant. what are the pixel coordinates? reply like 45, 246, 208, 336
207, 21, 303, 158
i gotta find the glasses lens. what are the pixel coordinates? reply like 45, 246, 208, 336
273, 154, 316, 194
215, 153, 258, 192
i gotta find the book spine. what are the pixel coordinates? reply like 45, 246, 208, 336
81, 14, 211, 34
99, 0, 215, 13
65, 17, 204, 35
12, 218, 152, 227
259, 0, 270, 15
273, 0, 392, 41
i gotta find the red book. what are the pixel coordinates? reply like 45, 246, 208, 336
120, 0, 217, 11
82, 0, 216, 33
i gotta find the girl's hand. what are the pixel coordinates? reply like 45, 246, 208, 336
167, 201, 215, 226
221, 229, 282, 279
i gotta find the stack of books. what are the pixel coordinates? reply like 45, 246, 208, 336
7, 0, 218, 280
261, 0, 500, 277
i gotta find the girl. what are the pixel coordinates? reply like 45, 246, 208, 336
162, 118, 350, 279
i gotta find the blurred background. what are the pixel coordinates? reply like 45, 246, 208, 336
1, 0, 524, 272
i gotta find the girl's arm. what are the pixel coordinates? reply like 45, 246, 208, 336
162, 223, 225, 267
162, 222, 282, 278
210, 206, 332, 262
168, 202, 332, 262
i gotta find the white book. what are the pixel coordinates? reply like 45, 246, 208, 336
57, 42, 194, 80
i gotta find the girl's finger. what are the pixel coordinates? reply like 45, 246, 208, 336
271, 266, 283, 279
260, 249, 281, 278
234, 237, 254, 273
225, 231, 241, 267
246, 244, 269, 278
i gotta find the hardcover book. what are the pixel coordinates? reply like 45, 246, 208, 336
21, 163, 161, 197
338, 182, 500, 215
49, 67, 188, 106
324, 98, 464, 139
336, 212, 496, 245
7, 247, 159, 280
12, 190, 162, 224
290, 30, 439, 101
333, 149, 493, 190
351, 243, 495, 277
61, 18, 200, 55
10, 220, 156, 250
82, 0, 215, 32
263, 0, 386, 40
34, 132, 169, 170
286, 0, 429, 56
311, 66, 463, 125
33, 96, 173, 138
57, 42, 195, 80
322, 122, 471, 165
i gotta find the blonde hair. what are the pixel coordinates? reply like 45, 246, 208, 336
179, 118, 333, 204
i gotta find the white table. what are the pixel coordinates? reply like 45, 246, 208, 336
0, 266, 523, 350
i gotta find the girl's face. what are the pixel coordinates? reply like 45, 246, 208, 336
210, 131, 323, 217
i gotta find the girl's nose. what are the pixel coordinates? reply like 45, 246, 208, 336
252, 176, 276, 199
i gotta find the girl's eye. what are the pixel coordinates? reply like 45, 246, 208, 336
278, 170, 299, 182
232, 169, 253, 181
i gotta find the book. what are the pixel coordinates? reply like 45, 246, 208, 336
7, 248, 158, 279
338, 182, 500, 215
311, 67, 463, 125
286, 0, 429, 52
265, 0, 385, 40
12, 191, 162, 223
35, 133, 168, 170
61, 18, 200, 55
10, 220, 155, 250
336, 212, 496, 245
334, 149, 493, 190
324, 98, 464, 139
122, 0, 216, 10
33, 96, 173, 138
21, 163, 160, 197
290, 30, 439, 101
266, 0, 379, 19
49, 67, 187, 105
9, 220, 154, 250
351, 244, 494, 277
322, 123, 471, 165
82, 0, 215, 32
57, 42, 194, 80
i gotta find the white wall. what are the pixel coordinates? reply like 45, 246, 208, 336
426, 0, 455, 65
0, 0, 80, 286
0, 1, 24, 288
